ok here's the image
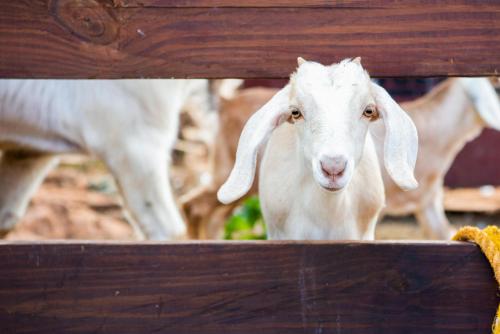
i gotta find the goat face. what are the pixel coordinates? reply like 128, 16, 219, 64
218, 57, 418, 204
290, 58, 380, 191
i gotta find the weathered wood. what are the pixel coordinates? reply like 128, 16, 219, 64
0, 241, 496, 333
116, 1, 500, 8
1, 1, 499, 78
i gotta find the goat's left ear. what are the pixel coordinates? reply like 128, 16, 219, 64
371, 82, 419, 191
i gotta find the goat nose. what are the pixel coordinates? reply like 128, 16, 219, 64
320, 155, 347, 177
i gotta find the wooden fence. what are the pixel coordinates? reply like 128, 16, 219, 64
0, 1, 499, 333
1, 1, 500, 78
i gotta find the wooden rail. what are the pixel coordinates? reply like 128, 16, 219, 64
1, 1, 500, 78
0, 241, 496, 333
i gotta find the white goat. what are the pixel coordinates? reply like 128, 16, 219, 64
373, 77, 500, 239
0, 79, 210, 240
218, 58, 418, 240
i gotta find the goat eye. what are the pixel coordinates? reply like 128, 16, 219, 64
363, 106, 378, 119
291, 108, 302, 120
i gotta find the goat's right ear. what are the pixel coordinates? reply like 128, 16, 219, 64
217, 85, 291, 204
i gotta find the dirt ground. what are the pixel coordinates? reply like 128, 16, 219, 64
5, 155, 500, 241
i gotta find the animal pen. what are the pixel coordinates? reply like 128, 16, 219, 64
1, 1, 499, 333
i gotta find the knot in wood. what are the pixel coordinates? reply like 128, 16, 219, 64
50, 0, 118, 45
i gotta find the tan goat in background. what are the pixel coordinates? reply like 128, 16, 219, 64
373, 77, 500, 238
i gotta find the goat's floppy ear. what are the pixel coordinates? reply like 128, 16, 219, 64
459, 78, 500, 130
371, 82, 418, 191
217, 85, 291, 204
213, 79, 244, 100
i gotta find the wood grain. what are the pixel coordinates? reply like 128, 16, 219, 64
0, 241, 496, 333
0, 1, 499, 78
116, 1, 500, 8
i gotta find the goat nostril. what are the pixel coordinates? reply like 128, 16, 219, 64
321, 163, 333, 177
320, 157, 347, 177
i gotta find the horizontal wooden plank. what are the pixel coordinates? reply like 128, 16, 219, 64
115, 0, 369, 8
115, 1, 500, 9
0, 241, 496, 333
1, 1, 500, 78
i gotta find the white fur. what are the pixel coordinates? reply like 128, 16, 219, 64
372, 77, 500, 239
218, 58, 418, 240
0, 79, 209, 240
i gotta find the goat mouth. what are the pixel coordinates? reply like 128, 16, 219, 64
318, 176, 348, 192
320, 184, 344, 192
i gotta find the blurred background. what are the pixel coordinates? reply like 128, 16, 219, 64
5, 78, 500, 241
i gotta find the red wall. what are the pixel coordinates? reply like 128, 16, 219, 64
445, 130, 500, 187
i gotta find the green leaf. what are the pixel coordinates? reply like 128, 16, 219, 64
224, 196, 267, 240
